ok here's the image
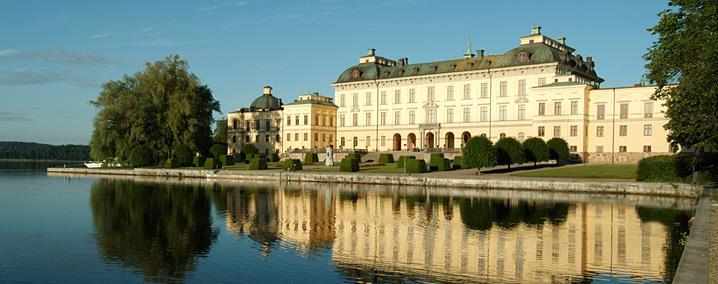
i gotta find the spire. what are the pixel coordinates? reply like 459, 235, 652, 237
464, 17, 475, 59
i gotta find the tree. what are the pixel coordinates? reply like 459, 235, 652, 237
213, 119, 227, 144
90, 55, 220, 163
173, 144, 193, 167
462, 135, 496, 174
522, 137, 549, 166
209, 144, 227, 158
644, 0, 718, 149
495, 137, 525, 169
547, 138, 569, 165
128, 145, 153, 167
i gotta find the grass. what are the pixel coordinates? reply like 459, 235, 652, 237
304, 163, 407, 174
511, 164, 638, 180
222, 162, 283, 171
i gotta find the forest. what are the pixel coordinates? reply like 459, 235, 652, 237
0, 141, 90, 161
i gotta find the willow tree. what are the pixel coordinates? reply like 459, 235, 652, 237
90, 55, 220, 162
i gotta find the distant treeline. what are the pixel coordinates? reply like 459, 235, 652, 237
0, 141, 90, 161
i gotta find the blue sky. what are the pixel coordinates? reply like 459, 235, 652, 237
0, 0, 669, 145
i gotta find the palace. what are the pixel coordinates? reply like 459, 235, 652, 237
332, 26, 671, 163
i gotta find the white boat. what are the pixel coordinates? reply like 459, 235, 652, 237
84, 162, 103, 168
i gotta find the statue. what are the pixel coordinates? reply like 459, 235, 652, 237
325, 145, 334, 166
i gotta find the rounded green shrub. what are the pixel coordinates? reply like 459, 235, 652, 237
269, 152, 280, 163
220, 155, 234, 166
282, 159, 303, 171
304, 152, 319, 164
637, 155, 682, 182
249, 157, 268, 170
547, 138, 569, 164
379, 153, 395, 164
496, 137, 525, 169
396, 156, 416, 168
462, 135, 496, 171
241, 144, 259, 159
452, 156, 463, 169
405, 159, 427, 173
193, 156, 205, 168
340, 158, 360, 172
128, 145, 154, 168
210, 144, 227, 158
172, 144, 193, 166
522, 137, 549, 166
204, 158, 218, 170
164, 158, 179, 169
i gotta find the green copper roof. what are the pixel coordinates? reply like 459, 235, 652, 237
249, 93, 282, 111
532, 81, 587, 88
334, 43, 603, 84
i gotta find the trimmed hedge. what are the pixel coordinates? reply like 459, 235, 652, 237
220, 155, 234, 166
637, 155, 682, 182
164, 158, 179, 169
405, 159, 427, 173
522, 137, 549, 166
378, 153, 395, 164
193, 156, 205, 168
496, 137, 525, 169
462, 135, 496, 170
304, 152, 319, 164
204, 158, 218, 170
340, 158, 360, 172
433, 158, 451, 171
429, 153, 444, 165
396, 156, 416, 168
269, 152, 280, 163
249, 157, 268, 170
547, 138, 569, 164
241, 144, 259, 160
452, 156, 463, 169
282, 159, 303, 171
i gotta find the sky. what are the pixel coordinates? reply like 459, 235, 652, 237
0, 0, 670, 145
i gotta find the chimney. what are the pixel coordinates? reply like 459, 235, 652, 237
263, 86, 272, 96
367, 48, 376, 56
398, 57, 408, 66
531, 26, 542, 35
476, 49, 485, 58
558, 37, 566, 45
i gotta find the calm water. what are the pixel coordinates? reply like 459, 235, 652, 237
0, 161, 695, 283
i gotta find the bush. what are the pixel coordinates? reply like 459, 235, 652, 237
462, 135, 496, 172
249, 157, 268, 170
304, 152, 319, 164
210, 144, 227, 158
220, 155, 234, 166
282, 159, 303, 171
547, 138, 569, 164
432, 158, 451, 171
236, 151, 247, 163
164, 158, 179, 169
496, 137, 525, 169
172, 144, 193, 166
128, 145, 154, 168
241, 144, 259, 159
452, 156, 463, 169
193, 156, 205, 168
396, 156, 416, 168
429, 153, 444, 165
674, 152, 718, 178
378, 153, 395, 164
204, 158, 218, 170
269, 152, 280, 163
405, 159, 427, 173
637, 156, 682, 182
522, 137, 549, 166
340, 158, 360, 172
346, 152, 361, 160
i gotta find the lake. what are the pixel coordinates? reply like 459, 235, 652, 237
0, 161, 695, 283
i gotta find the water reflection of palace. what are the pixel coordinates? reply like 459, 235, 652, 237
223, 186, 679, 282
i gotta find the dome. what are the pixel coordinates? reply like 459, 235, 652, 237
249, 86, 282, 111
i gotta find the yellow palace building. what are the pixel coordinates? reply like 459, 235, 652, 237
332, 27, 672, 163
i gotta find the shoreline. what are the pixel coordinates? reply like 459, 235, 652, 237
46, 167, 702, 198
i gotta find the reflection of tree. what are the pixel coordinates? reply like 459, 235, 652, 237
635, 206, 692, 281
90, 179, 217, 281
460, 199, 569, 231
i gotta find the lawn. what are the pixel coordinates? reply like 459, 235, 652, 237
511, 164, 638, 180
223, 162, 284, 171
304, 163, 407, 174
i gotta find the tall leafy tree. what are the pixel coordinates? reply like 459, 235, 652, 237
644, 0, 718, 149
522, 137, 549, 166
213, 119, 228, 144
462, 135, 497, 174
495, 137, 525, 169
90, 55, 220, 162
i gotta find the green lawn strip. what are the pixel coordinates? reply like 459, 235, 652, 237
223, 162, 283, 171
511, 164, 637, 180
304, 163, 404, 173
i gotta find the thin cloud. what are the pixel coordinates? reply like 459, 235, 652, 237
90, 33, 110, 39
0, 69, 100, 88
0, 111, 34, 122
0, 49, 121, 65
196, 1, 250, 12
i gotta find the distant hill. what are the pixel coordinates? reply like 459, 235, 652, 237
0, 141, 90, 161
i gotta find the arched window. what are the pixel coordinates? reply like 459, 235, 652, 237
517, 132, 525, 142
353, 137, 358, 147
341, 137, 345, 147
499, 133, 506, 139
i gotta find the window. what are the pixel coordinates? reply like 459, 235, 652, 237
570, 125, 578, 136
596, 146, 604, 153
463, 84, 471, 99
394, 90, 401, 104
304, 133, 308, 141
570, 101, 578, 115
596, 126, 604, 137
314, 114, 319, 126
446, 86, 454, 101
352, 93, 358, 107
446, 108, 454, 123
463, 107, 470, 122
538, 102, 546, 116
232, 135, 237, 143
619, 146, 627, 152
426, 109, 436, 123
380, 91, 387, 105
304, 115, 308, 125
427, 86, 435, 102
365, 136, 370, 147
480, 107, 488, 122
409, 89, 416, 103
481, 83, 488, 98
409, 110, 415, 124
295, 116, 299, 125
265, 135, 269, 142
294, 133, 298, 141
266, 119, 271, 131
554, 102, 562, 115
619, 125, 627, 136
538, 78, 546, 86
286, 133, 290, 141
516, 104, 525, 120
246, 121, 250, 131
381, 136, 386, 146
499, 81, 507, 97
553, 126, 561, 137
620, 103, 628, 119
644, 124, 652, 136
352, 114, 358, 126
323, 115, 327, 126
314, 133, 318, 141
394, 111, 401, 125
340, 94, 346, 107
329, 134, 333, 143
643, 145, 652, 153
569, 145, 577, 152
353, 137, 358, 147
365, 112, 372, 126
644, 102, 653, 118
339, 114, 345, 127
286, 116, 291, 126
330, 116, 334, 127
596, 105, 605, 120
245, 135, 250, 142
380, 112, 386, 125
499, 105, 507, 121
322, 133, 326, 142
365, 92, 372, 106
518, 79, 526, 96
500, 133, 506, 139
518, 132, 525, 142
538, 126, 545, 137
255, 120, 260, 130
340, 137, 345, 147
